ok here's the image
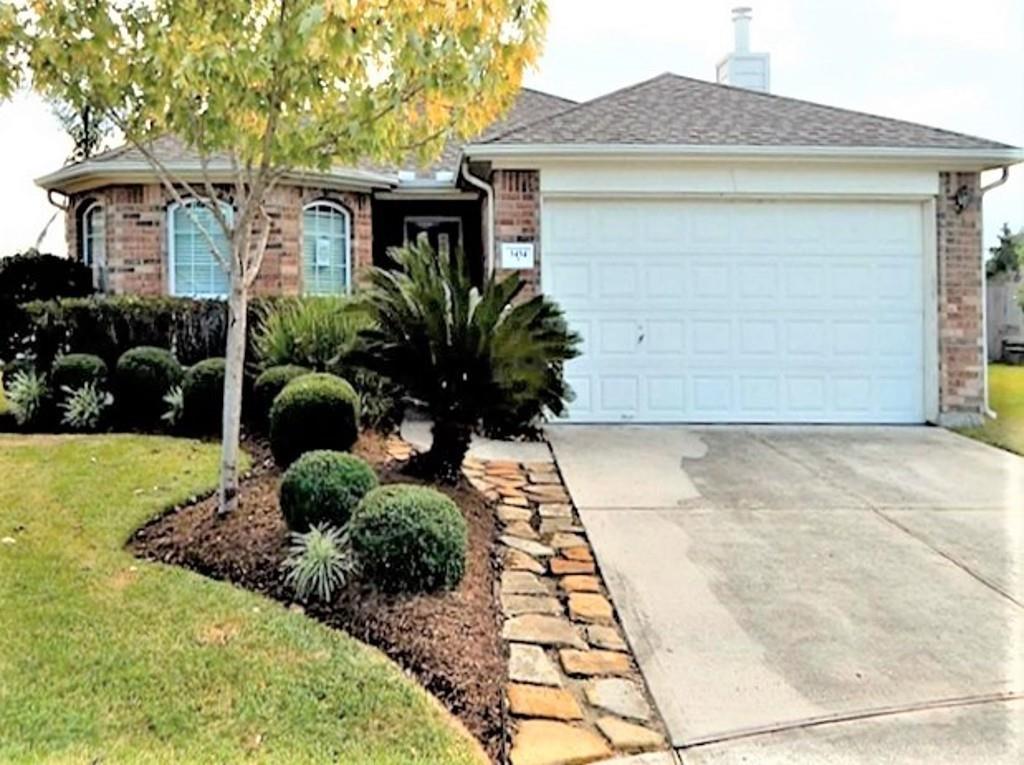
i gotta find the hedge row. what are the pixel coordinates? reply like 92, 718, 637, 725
1, 295, 287, 372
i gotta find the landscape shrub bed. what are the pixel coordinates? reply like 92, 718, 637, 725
130, 436, 504, 760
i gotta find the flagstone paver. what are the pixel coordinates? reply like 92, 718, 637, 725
550, 532, 589, 550
503, 615, 586, 649
585, 678, 653, 721
507, 683, 584, 720
559, 649, 633, 677
506, 549, 546, 574
505, 520, 541, 540
561, 574, 602, 593
501, 536, 556, 558
501, 571, 551, 595
510, 720, 612, 765
586, 625, 628, 652
503, 594, 564, 617
595, 717, 664, 752
568, 592, 615, 623
509, 643, 563, 687
564, 546, 595, 562
537, 503, 573, 518
499, 505, 535, 523
551, 557, 597, 575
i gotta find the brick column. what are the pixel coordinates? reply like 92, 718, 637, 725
936, 171, 985, 426
492, 170, 541, 296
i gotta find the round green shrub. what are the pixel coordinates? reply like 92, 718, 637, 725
115, 346, 183, 426
350, 484, 468, 593
51, 353, 108, 392
279, 450, 378, 531
269, 373, 359, 466
182, 357, 226, 434
252, 364, 311, 426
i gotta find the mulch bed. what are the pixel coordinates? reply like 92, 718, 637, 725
129, 433, 506, 762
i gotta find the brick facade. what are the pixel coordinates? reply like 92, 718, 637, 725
67, 183, 373, 297
492, 170, 541, 297
67, 168, 989, 426
936, 171, 986, 425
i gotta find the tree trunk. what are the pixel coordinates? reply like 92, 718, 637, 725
218, 281, 248, 517
411, 419, 473, 484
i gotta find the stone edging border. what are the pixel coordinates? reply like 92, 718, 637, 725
462, 450, 675, 765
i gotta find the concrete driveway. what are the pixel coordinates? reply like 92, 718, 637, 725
547, 426, 1024, 763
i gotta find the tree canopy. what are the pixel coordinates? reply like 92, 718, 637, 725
987, 222, 1024, 277
18, 0, 546, 175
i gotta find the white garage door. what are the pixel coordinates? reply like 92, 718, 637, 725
543, 198, 926, 423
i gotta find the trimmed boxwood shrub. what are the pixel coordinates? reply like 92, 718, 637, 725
182, 357, 226, 434
51, 353, 108, 392
252, 364, 310, 426
115, 346, 183, 426
269, 373, 359, 466
279, 450, 378, 531
350, 484, 467, 593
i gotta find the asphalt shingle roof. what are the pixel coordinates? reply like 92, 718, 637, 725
482, 73, 1015, 151
83, 88, 578, 176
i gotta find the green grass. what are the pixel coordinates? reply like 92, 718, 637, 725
0, 434, 483, 764
958, 364, 1024, 455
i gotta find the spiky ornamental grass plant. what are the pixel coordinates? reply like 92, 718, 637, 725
359, 238, 580, 482
161, 385, 185, 428
5, 369, 47, 427
59, 383, 112, 432
282, 524, 357, 603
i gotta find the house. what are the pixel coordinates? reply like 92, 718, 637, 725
35, 9, 1022, 428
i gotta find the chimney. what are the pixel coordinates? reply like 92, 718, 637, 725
716, 6, 770, 93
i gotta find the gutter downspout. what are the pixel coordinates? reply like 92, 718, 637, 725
978, 166, 1012, 418
461, 161, 495, 276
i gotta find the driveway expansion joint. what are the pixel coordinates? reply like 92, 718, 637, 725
674, 690, 1024, 751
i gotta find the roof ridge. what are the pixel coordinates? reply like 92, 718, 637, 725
660, 72, 1017, 149
519, 86, 578, 106
482, 72, 676, 144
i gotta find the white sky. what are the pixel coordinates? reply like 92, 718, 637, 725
0, 0, 1021, 257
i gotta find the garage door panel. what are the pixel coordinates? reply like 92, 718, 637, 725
647, 376, 687, 412
543, 198, 925, 423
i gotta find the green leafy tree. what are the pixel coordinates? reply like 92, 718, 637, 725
0, 2, 22, 98
988, 222, 1024, 277
13, 0, 545, 515
359, 238, 579, 482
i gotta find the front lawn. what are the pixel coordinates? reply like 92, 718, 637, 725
0, 434, 484, 764
957, 364, 1024, 455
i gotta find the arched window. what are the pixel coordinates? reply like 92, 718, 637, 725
302, 201, 351, 295
80, 201, 105, 269
167, 200, 232, 297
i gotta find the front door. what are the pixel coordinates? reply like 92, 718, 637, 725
404, 217, 463, 256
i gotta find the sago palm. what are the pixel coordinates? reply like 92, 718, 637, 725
359, 238, 580, 482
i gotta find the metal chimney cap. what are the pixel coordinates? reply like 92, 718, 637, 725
732, 6, 753, 18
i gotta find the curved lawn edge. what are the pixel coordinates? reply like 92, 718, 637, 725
0, 434, 487, 764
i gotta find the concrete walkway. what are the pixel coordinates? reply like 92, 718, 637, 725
547, 425, 1024, 763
